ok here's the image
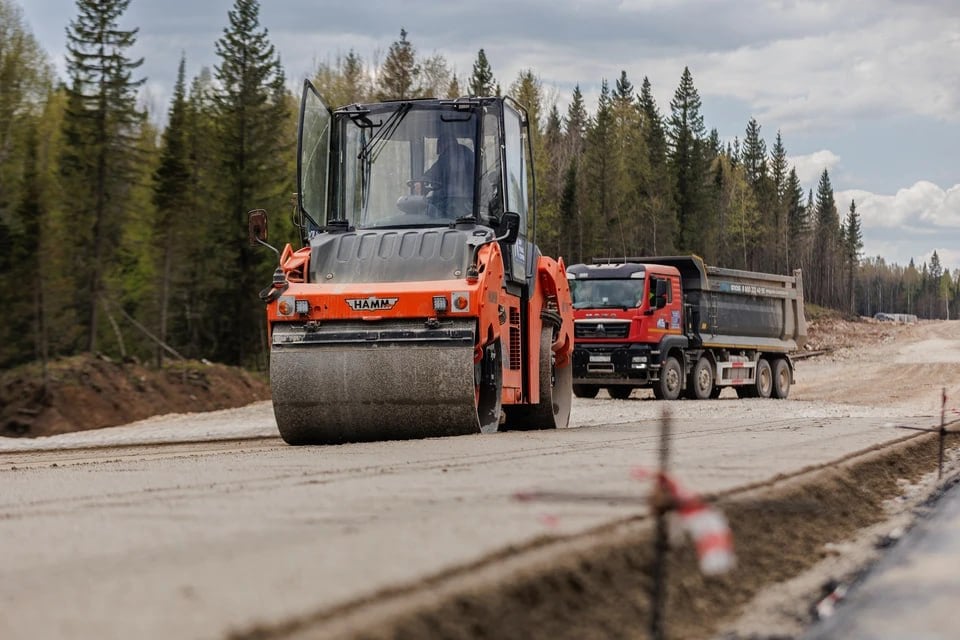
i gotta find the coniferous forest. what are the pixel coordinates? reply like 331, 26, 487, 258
1, 0, 958, 371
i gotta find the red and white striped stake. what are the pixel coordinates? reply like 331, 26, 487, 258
632, 468, 736, 576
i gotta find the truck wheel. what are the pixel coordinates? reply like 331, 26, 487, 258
503, 326, 572, 430
573, 384, 600, 399
607, 386, 633, 400
687, 357, 714, 400
655, 356, 683, 401
772, 359, 791, 399
755, 359, 773, 398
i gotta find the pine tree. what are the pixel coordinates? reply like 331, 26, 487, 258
565, 85, 588, 158
668, 67, 711, 256
541, 104, 565, 256
637, 76, 675, 255
446, 73, 460, 98
770, 131, 788, 270
211, 0, 291, 365
151, 55, 191, 365
469, 48, 496, 96
740, 117, 778, 270
784, 167, 807, 270
377, 28, 420, 100
741, 118, 767, 189
609, 70, 644, 255
812, 169, 840, 305
582, 80, 617, 257
843, 199, 863, 313
61, 0, 145, 354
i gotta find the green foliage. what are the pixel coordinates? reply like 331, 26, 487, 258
469, 49, 496, 96
210, 0, 291, 366
60, 0, 146, 354
376, 28, 420, 100
5, 17, 959, 373
313, 50, 371, 107
667, 67, 713, 257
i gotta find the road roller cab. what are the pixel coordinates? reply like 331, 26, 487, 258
250, 81, 574, 445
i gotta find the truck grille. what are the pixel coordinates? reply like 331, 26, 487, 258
575, 321, 630, 339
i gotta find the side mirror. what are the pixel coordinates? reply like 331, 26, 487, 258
497, 211, 521, 244
248, 209, 268, 246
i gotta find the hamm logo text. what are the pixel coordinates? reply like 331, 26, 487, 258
346, 296, 399, 311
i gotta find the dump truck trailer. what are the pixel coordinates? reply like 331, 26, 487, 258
249, 82, 574, 444
566, 256, 806, 400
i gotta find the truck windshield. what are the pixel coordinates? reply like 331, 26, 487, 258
335, 104, 478, 229
570, 278, 646, 310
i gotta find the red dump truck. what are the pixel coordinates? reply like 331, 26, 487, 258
566, 256, 806, 400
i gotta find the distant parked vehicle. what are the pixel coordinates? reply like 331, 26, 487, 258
874, 312, 918, 323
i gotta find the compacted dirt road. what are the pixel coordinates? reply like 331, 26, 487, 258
1, 320, 958, 639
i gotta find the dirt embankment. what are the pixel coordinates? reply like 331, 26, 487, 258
0, 312, 912, 440
0, 355, 270, 438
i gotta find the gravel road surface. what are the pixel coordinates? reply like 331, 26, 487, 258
2, 320, 958, 639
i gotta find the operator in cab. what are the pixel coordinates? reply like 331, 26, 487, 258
420, 129, 475, 217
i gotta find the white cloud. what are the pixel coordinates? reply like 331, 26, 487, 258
787, 150, 841, 186
836, 181, 960, 271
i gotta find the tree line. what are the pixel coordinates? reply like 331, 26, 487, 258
1, 0, 958, 372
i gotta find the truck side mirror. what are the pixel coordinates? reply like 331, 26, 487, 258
248, 209, 268, 246
497, 211, 521, 244
655, 279, 668, 309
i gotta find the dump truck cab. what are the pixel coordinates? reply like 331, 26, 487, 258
567, 262, 686, 397
251, 82, 574, 445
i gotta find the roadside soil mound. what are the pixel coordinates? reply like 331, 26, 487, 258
1, 355, 270, 438
234, 434, 952, 640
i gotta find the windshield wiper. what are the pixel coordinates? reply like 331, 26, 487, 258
358, 103, 412, 164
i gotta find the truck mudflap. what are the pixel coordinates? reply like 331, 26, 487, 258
270, 320, 483, 445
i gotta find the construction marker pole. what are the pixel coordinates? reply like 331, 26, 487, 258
939, 388, 946, 480
650, 409, 672, 640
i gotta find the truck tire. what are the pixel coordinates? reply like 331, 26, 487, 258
755, 358, 773, 398
654, 356, 683, 401
687, 356, 714, 400
573, 384, 600, 399
772, 358, 791, 399
607, 386, 633, 400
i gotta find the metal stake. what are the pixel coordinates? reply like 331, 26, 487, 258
650, 409, 672, 640
939, 388, 946, 480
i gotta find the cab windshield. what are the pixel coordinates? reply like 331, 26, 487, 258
334, 103, 486, 229
570, 278, 646, 310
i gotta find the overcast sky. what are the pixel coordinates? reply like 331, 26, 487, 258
20, 0, 960, 272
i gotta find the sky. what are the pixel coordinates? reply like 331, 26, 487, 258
19, 0, 960, 273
